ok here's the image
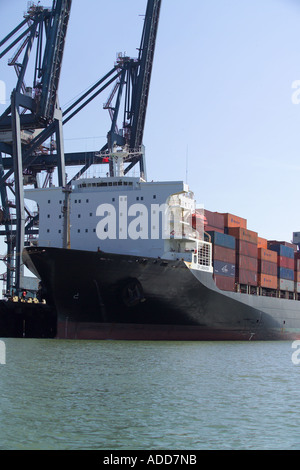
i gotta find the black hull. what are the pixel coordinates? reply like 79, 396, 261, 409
23, 246, 300, 341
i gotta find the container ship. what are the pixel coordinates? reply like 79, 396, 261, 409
5, 0, 299, 341
22, 166, 300, 341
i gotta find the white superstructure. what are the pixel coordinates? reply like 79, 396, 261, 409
25, 174, 213, 272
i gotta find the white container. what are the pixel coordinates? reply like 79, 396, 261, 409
278, 278, 294, 292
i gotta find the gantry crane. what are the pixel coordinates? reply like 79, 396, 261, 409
61, 0, 161, 182
0, 0, 161, 295
0, 0, 72, 293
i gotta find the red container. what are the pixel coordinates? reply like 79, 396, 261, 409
278, 256, 294, 270
220, 213, 247, 229
258, 260, 277, 276
204, 210, 224, 230
213, 245, 236, 264
214, 274, 236, 292
236, 254, 258, 272
191, 211, 207, 231
236, 269, 258, 286
227, 227, 258, 245
258, 237, 268, 249
205, 225, 223, 234
258, 274, 277, 289
258, 248, 277, 264
236, 239, 258, 257
295, 271, 300, 282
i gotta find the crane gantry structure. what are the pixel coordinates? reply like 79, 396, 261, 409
0, 0, 161, 295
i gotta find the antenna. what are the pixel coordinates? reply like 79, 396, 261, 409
185, 145, 188, 184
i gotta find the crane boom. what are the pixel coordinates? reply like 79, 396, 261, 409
130, 0, 161, 152
104, 0, 162, 178
39, 0, 72, 120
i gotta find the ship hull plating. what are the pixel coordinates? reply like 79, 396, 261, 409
23, 246, 300, 341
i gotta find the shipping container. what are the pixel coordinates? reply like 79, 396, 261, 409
295, 282, 300, 293
191, 211, 207, 231
258, 274, 277, 289
258, 248, 277, 263
207, 231, 235, 250
236, 239, 258, 257
227, 227, 258, 245
258, 260, 277, 276
295, 271, 300, 282
236, 269, 257, 286
277, 267, 294, 281
278, 278, 294, 292
205, 225, 223, 234
268, 243, 294, 259
268, 240, 297, 250
219, 213, 247, 229
212, 245, 236, 264
236, 254, 258, 272
258, 237, 267, 249
295, 252, 300, 271
214, 275, 236, 292
278, 256, 294, 270
213, 260, 235, 277
204, 210, 224, 230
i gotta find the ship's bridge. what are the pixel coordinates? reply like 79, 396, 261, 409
72, 176, 141, 191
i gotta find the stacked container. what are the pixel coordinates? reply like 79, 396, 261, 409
268, 242, 295, 292
207, 210, 300, 297
258, 248, 277, 289
219, 212, 247, 229
258, 237, 268, 249
295, 252, 300, 294
207, 231, 236, 291
268, 240, 298, 251
227, 227, 258, 286
204, 210, 224, 233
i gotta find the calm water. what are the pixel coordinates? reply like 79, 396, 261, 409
0, 338, 300, 450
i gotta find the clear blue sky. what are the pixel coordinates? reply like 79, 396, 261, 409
1, 0, 300, 245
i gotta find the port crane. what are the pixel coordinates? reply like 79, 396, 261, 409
0, 0, 161, 294
0, 0, 72, 293
62, 0, 161, 182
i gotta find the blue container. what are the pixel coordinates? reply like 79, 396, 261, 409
269, 244, 294, 259
277, 267, 294, 281
207, 231, 235, 250
214, 260, 235, 277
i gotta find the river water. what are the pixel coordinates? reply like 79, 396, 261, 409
0, 338, 299, 450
